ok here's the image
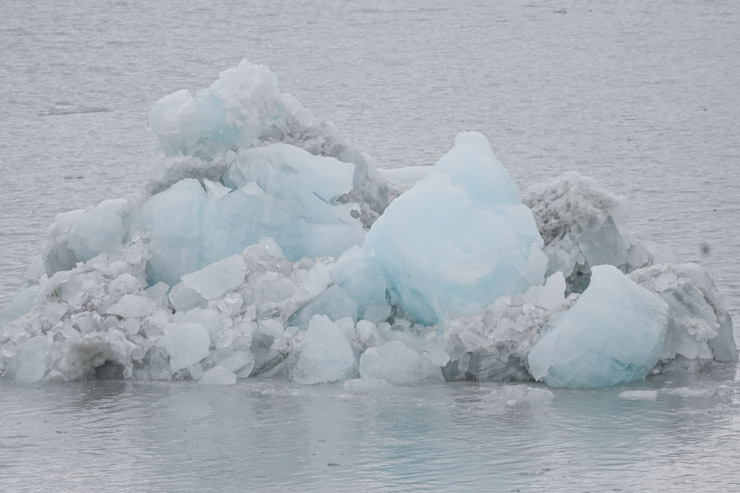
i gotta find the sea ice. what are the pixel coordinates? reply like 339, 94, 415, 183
527, 265, 669, 388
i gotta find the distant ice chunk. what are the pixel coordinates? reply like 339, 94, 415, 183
199, 366, 237, 385
365, 132, 547, 324
528, 265, 669, 388
290, 315, 355, 384
619, 390, 658, 400
181, 255, 246, 300
164, 323, 211, 371
359, 340, 443, 385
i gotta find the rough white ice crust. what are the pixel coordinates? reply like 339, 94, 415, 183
0, 60, 735, 388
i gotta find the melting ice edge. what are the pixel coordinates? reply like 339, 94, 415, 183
1, 60, 736, 388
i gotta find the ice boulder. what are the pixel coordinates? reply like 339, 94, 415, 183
44, 199, 128, 274
290, 315, 355, 384
148, 61, 283, 157
0, 286, 39, 329
199, 366, 237, 385
364, 132, 547, 324
528, 265, 669, 388
330, 246, 387, 315
181, 254, 246, 300
130, 144, 363, 286
164, 322, 211, 371
359, 340, 443, 385
630, 263, 737, 368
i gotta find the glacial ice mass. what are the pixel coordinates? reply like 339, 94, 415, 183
0, 60, 735, 388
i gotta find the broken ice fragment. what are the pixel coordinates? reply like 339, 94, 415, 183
181, 255, 246, 300
164, 322, 211, 371
359, 340, 443, 385
199, 366, 237, 385
290, 315, 355, 384
364, 132, 547, 324
527, 265, 669, 388
105, 294, 157, 318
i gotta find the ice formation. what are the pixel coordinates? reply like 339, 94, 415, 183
527, 265, 669, 388
364, 132, 548, 324
0, 59, 735, 389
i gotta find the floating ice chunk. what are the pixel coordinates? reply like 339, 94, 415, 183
528, 265, 669, 388
290, 315, 355, 384
359, 340, 443, 385
521, 272, 566, 310
105, 294, 156, 318
330, 246, 387, 314
364, 132, 547, 324
619, 390, 658, 400
199, 366, 237, 385
0, 286, 39, 329
6, 336, 49, 383
164, 322, 211, 371
181, 255, 246, 300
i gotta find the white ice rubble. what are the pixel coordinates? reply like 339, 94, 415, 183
0, 60, 735, 388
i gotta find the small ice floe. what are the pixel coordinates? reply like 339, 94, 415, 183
40, 101, 110, 116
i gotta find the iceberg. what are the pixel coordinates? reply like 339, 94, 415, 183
0, 59, 734, 388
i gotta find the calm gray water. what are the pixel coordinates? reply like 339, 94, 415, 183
1, 0, 739, 491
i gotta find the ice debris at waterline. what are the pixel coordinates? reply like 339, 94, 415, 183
0, 60, 736, 388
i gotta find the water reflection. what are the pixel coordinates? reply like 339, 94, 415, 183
3, 376, 738, 491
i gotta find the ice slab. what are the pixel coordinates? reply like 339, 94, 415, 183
199, 366, 237, 385
364, 132, 547, 324
181, 255, 246, 300
330, 246, 387, 314
164, 322, 211, 371
0, 286, 39, 329
359, 340, 443, 385
290, 315, 355, 384
528, 265, 669, 388
105, 294, 156, 318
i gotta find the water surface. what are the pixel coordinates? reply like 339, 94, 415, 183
1, 0, 739, 490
